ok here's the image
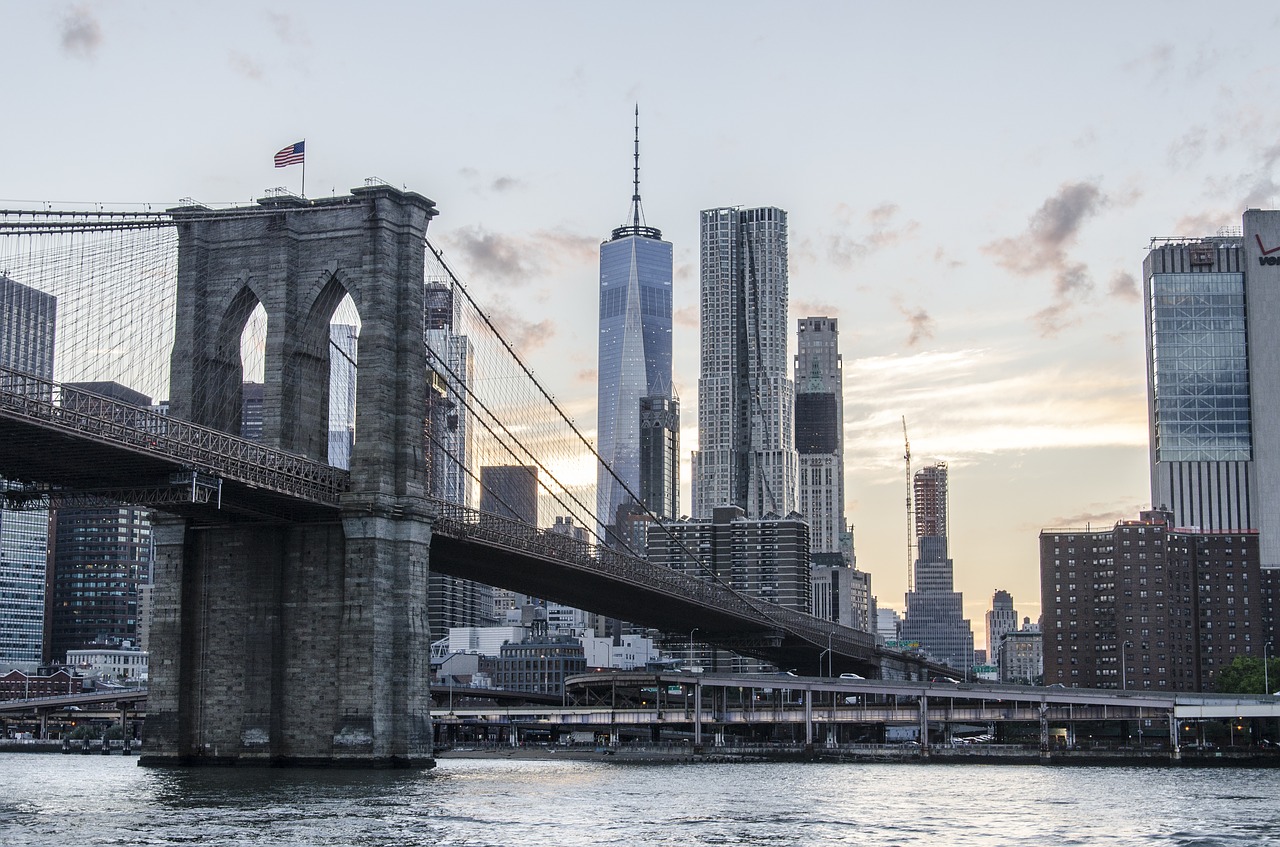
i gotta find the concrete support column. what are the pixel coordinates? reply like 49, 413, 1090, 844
1169, 711, 1181, 761
918, 694, 930, 757
803, 689, 813, 749
693, 681, 703, 748
1039, 703, 1051, 762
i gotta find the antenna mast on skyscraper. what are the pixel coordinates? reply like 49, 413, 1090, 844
612, 105, 661, 241
632, 104, 642, 228
903, 416, 915, 593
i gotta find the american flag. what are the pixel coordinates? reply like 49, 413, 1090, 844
274, 141, 305, 168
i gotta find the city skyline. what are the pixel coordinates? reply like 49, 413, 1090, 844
10, 3, 1280, 642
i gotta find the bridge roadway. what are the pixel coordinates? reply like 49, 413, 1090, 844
0, 686, 556, 716
0, 371, 891, 675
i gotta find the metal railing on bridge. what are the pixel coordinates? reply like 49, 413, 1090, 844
427, 498, 875, 657
0, 366, 349, 506
0, 365, 873, 660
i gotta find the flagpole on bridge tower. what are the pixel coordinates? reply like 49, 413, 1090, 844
301, 138, 306, 199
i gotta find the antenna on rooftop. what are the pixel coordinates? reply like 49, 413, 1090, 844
631, 104, 643, 228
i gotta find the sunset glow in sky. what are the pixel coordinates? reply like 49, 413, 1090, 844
7, 1, 1280, 644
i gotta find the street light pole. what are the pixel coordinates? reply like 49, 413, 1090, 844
1121, 640, 1131, 690
1266, 643, 1272, 695
689, 627, 699, 670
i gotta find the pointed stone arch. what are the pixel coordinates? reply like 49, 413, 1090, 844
150, 187, 439, 768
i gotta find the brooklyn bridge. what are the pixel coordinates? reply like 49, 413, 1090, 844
0, 184, 920, 767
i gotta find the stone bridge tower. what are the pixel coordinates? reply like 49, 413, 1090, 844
142, 185, 438, 766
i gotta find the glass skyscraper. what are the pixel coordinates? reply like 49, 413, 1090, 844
692, 206, 797, 520
596, 113, 674, 531
0, 274, 55, 670
1144, 210, 1280, 568
1144, 234, 1253, 534
424, 281, 492, 637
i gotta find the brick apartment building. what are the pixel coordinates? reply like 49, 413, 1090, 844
1041, 508, 1264, 691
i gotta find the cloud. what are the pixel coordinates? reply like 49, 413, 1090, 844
457, 168, 527, 195
673, 305, 698, 329
1108, 270, 1139, 301
576, 368, 597, 384
821, 203, 920, 269
1172, 210, 1235, 236
1030, 301, 1081, 337
440, 226, 597, 285
983, 181, 1107, 336
896, 302, 934, 347
792, 298, 840, 319
933, 246, 963, 270
1241, 142, 1280, 209
229, 51, 264, 81
61, 5, 102, 58
1047, 503, 1149, 530
482, 301, 556, 352
841, 348, 1147, 481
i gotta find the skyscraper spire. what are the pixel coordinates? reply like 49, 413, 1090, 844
632, 104, 642, 229
612, 105, 660, 240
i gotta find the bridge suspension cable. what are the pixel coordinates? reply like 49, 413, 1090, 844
423, 241, 817, 643
0, 202, 838, 656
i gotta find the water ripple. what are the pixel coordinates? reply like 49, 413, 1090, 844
2, 755, 1279, 846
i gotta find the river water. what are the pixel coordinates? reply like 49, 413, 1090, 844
1, 753, 1278, 846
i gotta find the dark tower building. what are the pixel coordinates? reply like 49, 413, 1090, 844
480, 465, 538, 525
638, 394, 679, 520
47, 382, 154, 663
795, 316, 847, 558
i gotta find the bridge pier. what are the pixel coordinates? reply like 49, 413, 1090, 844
141, 185, 439, 768
140, 492, 435, 767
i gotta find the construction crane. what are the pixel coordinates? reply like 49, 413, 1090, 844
903, 416, 914, 594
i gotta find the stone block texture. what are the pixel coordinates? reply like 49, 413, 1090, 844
143, 186, 438, 767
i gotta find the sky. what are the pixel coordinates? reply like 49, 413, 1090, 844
6, 1, 1280, 648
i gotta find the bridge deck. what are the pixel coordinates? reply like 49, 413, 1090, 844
0, 367, 347, 521
0, 368, 888, 673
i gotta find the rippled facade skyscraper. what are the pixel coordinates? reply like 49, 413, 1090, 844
596, 112, 674, 533
692, 206, 797, 519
